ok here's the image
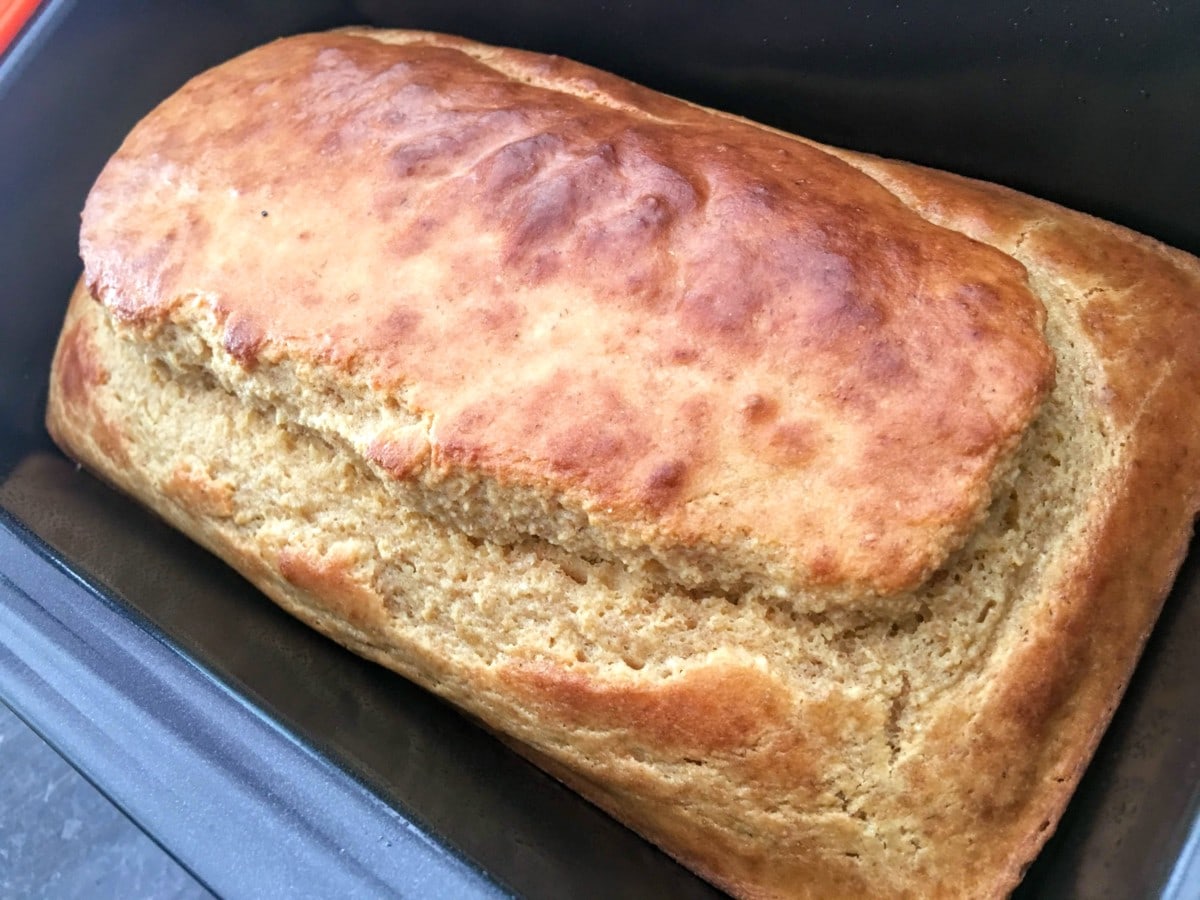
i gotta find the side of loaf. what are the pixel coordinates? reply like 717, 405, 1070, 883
46, 28, 1200, 899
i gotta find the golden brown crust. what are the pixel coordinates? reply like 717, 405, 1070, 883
500, 657, 793, 754
79, 30, 1053, 601
46, 304, 129, 469
162, 460, 236, 519
47, 28, 1200, 900
813, 155, 1200, 893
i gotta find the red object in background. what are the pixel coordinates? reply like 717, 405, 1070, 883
0, 0, 40, 55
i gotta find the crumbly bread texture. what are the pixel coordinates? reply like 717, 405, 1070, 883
47, 29, 1200, 899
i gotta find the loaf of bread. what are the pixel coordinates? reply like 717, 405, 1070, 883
46, 28, 1200, 898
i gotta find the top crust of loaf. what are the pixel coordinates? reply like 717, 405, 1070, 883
79, 29, 1053, 603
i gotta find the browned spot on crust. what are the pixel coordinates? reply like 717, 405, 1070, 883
861, 337, 911, 386
222, 313, 264, 368
804, 271, 884, 336
470, 297, 524, 338
91, 415, 130, 466
539, 386, 652, 486
390, 133, 460, 178
664, 344, 700, 366
679, 284, 765, 338
278, 546, 385, 631
641, 459, 689, 508
808, 545, 841, 585
739, 397, 820, 469
502, 660, 789, 753
378, 306, 422, 342
739, 393, 776, 425
52, 316, 131, 466
365, 429, 430, 479
431, 403, 497, 468
163, 460, 236, 518
765, 420, 819, 467
476, 132, 563, 197
502, 162, 597, 265
546, 421, 636, 477
387, 215, 438, 258
56, 320, 109, 408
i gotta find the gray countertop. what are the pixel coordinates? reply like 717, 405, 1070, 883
0, 700, 212, 899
